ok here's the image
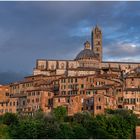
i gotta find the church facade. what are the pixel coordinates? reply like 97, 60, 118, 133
33, 25, 140, 77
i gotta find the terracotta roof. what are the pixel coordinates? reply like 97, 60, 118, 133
124, 88, 140, 91
87, 86, 110, 90
10, 93, 27, 98
53, 94, 80, 98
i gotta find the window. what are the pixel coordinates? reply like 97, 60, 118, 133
48, 92, 51, 96
58, 98, 60, 102
48, 99, 52, 105
81, 84, 84, 89
66, 98, 70, 103
51, 65, 54, 70
32, 92, 35, 96
13, 102, 15, 106
10, 102, 12, 106
36, 98, 39, 103
90, 105, 93, 110
71, 78, 73, 83
68, 91, 71, 95
98, 97, 101, 102
96, 106, 101, 110
27, 99, 30, 103
61, 63, 64, 69
86, 91, 90, 95
132, 106, 135, 110
5, 92, 9, 96
37, 92, 40, 96
119, 89, 121, 92
22, 101, 25, 106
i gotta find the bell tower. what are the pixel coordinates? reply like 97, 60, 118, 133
91, 25, 102, 62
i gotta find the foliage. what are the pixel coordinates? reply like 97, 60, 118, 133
0, 124, 10, 139
0, 108, 138, 139
2, 113, 19, 126
72, 123, 88, 139
53, 106, 67, 122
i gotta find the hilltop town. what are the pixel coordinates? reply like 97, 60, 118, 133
0, 25, 140, 117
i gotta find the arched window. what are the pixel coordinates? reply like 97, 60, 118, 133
70, 63, 74, 68
51, 64, 54, 70
61, 63, 64, 69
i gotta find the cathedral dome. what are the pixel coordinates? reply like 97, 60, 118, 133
75, 41, 98, 60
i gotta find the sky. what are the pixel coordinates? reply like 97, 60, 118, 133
0, 1, 140, 84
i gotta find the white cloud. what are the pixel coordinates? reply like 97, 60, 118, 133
103, 42, 140, 62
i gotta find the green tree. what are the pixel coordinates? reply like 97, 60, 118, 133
57, 123, 74, 139
2, 113, 19, 126
12, 118, 45, 139
72, 123, 88, 139
0, 124, 10, 139
53, 106, 67, 122
73, 111, 93, 126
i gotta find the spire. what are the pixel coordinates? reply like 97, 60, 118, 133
95, 24, 101, 32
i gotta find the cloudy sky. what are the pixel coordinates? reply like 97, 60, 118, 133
0, 1, 140, 84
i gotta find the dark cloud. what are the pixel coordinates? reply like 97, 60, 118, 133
0, 71, 29, 85
0, 1, 139, 82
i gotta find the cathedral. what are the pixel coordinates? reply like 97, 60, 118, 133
33, 25, 140, 77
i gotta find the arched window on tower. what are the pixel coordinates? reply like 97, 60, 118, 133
61, 63, 64, 69
51, 65, 54, 70
96, 48, 99, 51
70, 63, 74, 68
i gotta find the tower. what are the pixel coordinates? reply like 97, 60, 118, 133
91, 25, 102, 62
